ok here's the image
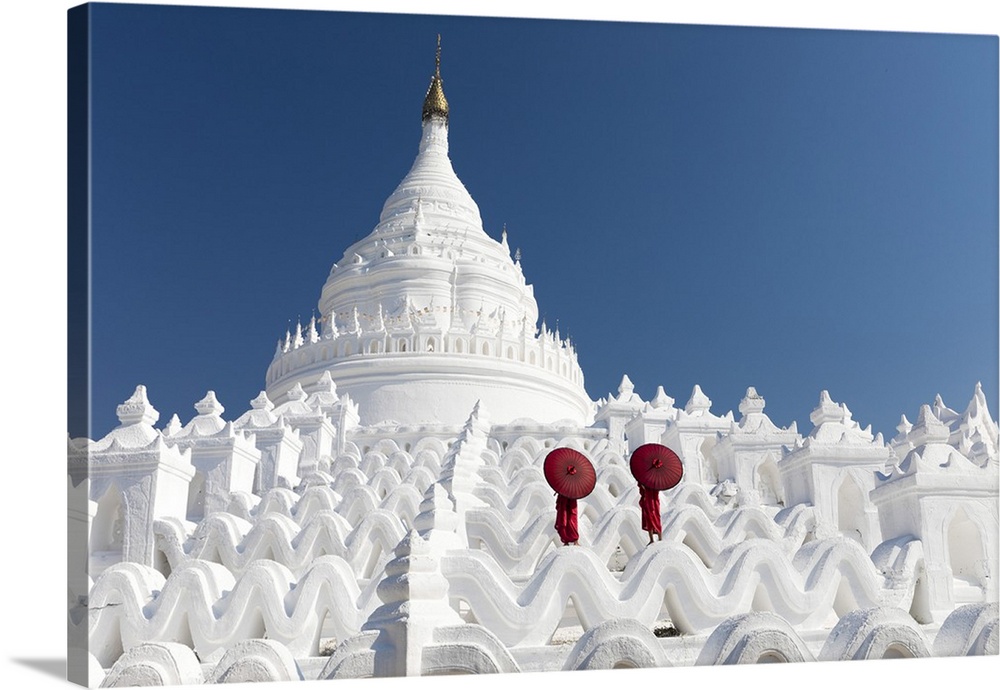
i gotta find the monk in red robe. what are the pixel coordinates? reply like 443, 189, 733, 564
638, 483, 662, 544
554, 493, 579, 545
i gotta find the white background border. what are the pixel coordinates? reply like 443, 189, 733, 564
1, 1, 996, 688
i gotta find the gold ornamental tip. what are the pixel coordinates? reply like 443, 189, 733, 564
421, 34, 449, 122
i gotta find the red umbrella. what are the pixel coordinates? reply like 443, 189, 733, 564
543, 447, 596, 499
630, 443, 683, 491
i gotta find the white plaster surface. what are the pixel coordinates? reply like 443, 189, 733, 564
74, 373, 999, 685
70, 66, 999, 688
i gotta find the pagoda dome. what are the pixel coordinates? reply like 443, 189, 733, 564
316, 52, 537, 339
265, 42, 593, 427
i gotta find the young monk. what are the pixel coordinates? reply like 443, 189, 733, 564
638, 482, 662, 545
554, 493, 579, 546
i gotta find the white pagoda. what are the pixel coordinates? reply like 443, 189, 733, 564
69, 42, 999, 687
264, 43, 591, 428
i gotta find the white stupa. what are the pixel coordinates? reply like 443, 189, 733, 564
69, 40, 998, 686
264, 45, 592, 428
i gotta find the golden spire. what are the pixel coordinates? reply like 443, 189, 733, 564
421, 34, 449, 122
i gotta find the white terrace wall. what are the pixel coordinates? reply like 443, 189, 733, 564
71, 374, 999, 684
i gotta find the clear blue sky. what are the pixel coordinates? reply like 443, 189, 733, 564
84, 3, 998, 442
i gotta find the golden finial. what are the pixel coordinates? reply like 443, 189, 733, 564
422, 34, 449, 122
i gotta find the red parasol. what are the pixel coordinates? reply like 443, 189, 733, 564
543, 447, 596, 499
630, 443, 683, 491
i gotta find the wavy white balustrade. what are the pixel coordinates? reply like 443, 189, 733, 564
94, 604, 999, 681
330, 450, 443, 485
463, 499, 819, 581
154, 508, 405, 580
479, 464, 545, 495
461, 452, 820, 578
441, 536, 922, 647
465, 509, 562, 577
260, 478, 420, 527
87, 557, 376, 668
472, 483, 556, 532
470, 455, 629, 529
473, 463, 721, 528
136, 433, 451, 590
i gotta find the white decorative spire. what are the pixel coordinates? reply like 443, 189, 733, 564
907, 403, 951, 447
306, 370, 338, 396
685, 384, 712, 414
324, 311, 338, 339
250, 390, 274, 412
617, 374, 635, 400
116, 385, 160, 427
285, 383, 307, 403
649, 386, 674, 410
806, 390, 875, 445
414, 196, 426, 232
957, 381, 999, 463
162, 413, 182, 437
194, 390, 225, 418
401, 296, 414, 330
809, 390, 842, 427
739, 386, 766, 416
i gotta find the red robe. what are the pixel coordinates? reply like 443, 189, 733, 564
555, 494, 579, 544
639, 484, 661, 534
